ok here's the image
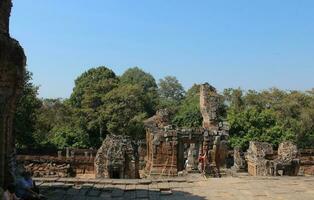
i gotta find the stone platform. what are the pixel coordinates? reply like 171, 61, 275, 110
36, 175, 314, 200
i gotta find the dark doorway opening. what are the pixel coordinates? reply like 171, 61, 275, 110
111, 169, 121, 179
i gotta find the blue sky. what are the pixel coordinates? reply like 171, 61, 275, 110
10, 0, 314, 98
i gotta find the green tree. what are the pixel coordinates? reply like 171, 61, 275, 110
14, 71, 42, 149
228, 106, 295, 150
158, 76, 185, 102
225, 88, 314, 150
68, 66, 119, 147
158, 76, 185, 114
70, 66, 118, 109
49, 124, 89, 149
101, 84, 147, 139
172, 84, 202, 128
120, 67, 158, 116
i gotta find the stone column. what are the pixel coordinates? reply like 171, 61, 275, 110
66, 147, 70, 158
0, 0, 26, 188
57, 151, 62, 159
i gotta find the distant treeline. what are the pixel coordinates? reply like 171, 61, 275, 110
15, 67, 314, 151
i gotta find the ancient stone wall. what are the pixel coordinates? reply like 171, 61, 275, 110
245, 141, 300, 176
0, 0, 26, 187
145, 127, 179, 176
299, 149, 314, 175
145, 84, 229, 177
246, 141, 274, 176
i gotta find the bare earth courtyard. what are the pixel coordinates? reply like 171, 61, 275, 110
36, 175, 314, 200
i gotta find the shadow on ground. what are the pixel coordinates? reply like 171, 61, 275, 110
40, 185, 207, 200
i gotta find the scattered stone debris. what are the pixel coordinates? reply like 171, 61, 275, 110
25, 162, 72, 178
95, 134, 140, 179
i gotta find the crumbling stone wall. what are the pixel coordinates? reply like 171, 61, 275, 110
95, 134, 139, 179
200, 83, 229, 177
246, 141, 300, 176
273, 142, 300, 176
145, 84, 229, 177
246, 141, 274, 176
144, 110, 181, 176
0, 0, 26, 187
144, 109, 205, 176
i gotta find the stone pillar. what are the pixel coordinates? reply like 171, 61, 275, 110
232, 147, 246, 172
0, 0, 26, 188
57, 151, 62, 159
66, 147, 70, 158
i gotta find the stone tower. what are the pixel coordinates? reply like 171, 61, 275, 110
0, 0, 26, 187
200, 83, 228, 176
200, 83, 219, 131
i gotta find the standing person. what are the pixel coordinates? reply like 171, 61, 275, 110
198, 152, 206, 174
3, 184, 20, 200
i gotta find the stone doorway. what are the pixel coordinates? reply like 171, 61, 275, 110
110, 167, 121, 179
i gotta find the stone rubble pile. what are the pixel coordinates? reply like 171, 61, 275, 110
25, 162, 72, 178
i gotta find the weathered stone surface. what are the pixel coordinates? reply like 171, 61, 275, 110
24, 162, 72, 178
200, 83, 229, 177
145, 83, 229, 177
200, 83, 219, 130
144, 108, 207, 176
246, 141, 300, 176
248, 141, 273, 158
95, 134, 139, 179
273, 142, 300, 176
0, 0, 26, 187
231, 147, 247, 172
277, 141, 298, 162
246, 141, 274, 176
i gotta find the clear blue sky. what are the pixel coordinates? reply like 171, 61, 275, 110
10, 0, 314, 98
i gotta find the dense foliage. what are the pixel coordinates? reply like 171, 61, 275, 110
14, 67, 314, 151
14, 71, 42, 149
225, 88, 314, 150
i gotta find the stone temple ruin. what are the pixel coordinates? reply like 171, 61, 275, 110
144, 83, 229, 177
95, 134, 140, 179
144, 109, 203, 176
246, 141, 300, 176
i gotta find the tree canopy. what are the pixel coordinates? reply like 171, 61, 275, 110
14, 66, 314, 151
